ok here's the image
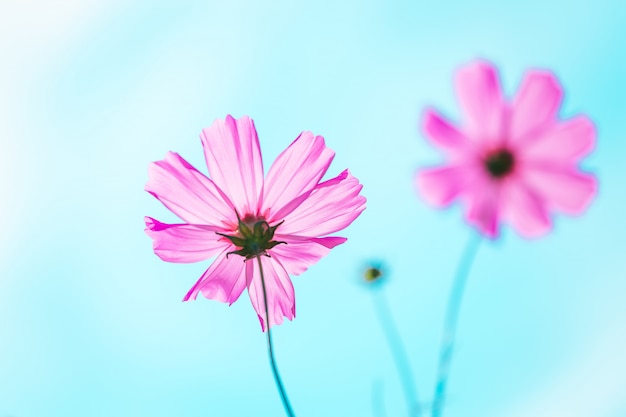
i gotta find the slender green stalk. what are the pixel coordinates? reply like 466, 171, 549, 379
256, 256, 295, 417
431, 233, 481, 417
373, 288, 421, 417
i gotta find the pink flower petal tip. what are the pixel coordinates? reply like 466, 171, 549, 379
417, 60, 597, 238
145, 115, 366, 330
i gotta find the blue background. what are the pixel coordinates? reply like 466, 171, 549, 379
2, 1, 625, 416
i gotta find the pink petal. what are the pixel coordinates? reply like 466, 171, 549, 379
422, 108, 470, 155
510, 70, 563, 146
454, 60, 505, 145
276, 169, 366, 237
416, 163, 480, 207
200, 115, 264, 216
146, 152, 236, 226
500, 180, 552, 238
464, 179, 501, 238
521, 116, 596, 162
261, 132, 335, 221
247, 256, 295, 331
183, 249, 247, 304
521, 164, 597, 215
145, 217, 229, 263
269, 235, 346, 276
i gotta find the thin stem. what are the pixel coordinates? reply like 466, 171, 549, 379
431, 232, 481, 417
257, 256, 295, 417
373, 288, 421, 417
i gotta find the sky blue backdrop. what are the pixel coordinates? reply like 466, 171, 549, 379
2, 1, 626, 416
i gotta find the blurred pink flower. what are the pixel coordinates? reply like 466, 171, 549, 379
416, 60, 597, 238
145, 115, 366, 330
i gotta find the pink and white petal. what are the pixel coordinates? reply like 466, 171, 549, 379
510, 70, 563, 145
261, 132, 335, 221
416, 163, 478, 208
463, 179, 501, 238
422, 108, 470, 155
146, 152, 235, 226
269, 235, 347, 276
247, 256, 295, 331
183, 248, 248, 304
454, 60, 506, 145
276, 169, 366, 237
521, 116, 596, 162
500, 180, 552, 238
145, 217, 230, 263
522, 164, 597, 215
200, 115, 264, 215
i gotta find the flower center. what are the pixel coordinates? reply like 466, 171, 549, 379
484, 149, 515, 179
217, 214, 286, 260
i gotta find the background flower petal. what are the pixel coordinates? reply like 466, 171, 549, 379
183, 248, 247, 304
422, 107, 470, 156
261, 132, 335, 221
145, 217, 230, 263
276, 169, 365, 237
200, 115, 264, 216
522, 116, 596, 162
464, 181, 501, 238
416, 164, 478, 207
501, 180, 552, 237
146, 152, 235, 226
247, 256, 295, 331
454, 60, 505, 144
510, 70, 563, 145
522, 164, 598, 215
269, 235, 346, 276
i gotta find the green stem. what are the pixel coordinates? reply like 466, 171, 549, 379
431, 233, 481, 417
373, 289, 421, 417
257, 256, 295, 417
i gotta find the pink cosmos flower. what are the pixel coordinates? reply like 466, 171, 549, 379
416, 60, 597, 238
145, 115, 366, 330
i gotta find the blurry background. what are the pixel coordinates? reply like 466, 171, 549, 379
1, 0, 625, 416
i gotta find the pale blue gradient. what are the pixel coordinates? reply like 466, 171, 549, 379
2, 1, 626, 416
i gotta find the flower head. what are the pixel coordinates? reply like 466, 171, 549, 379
363, 266, 383, 283
416, 60, 597, 238
360, 260, 387, 287
145, 115, 366, 330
